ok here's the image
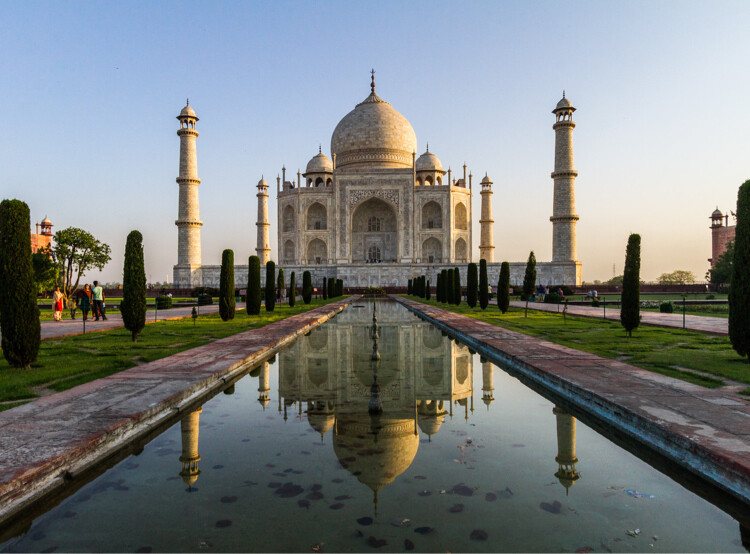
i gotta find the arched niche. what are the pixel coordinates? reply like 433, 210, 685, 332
422, 237, 442, 263
455, 237, 467, 262
307, 238, 327, 264
307, 202, 327, 230
351, 197, 398, 262
283, 240, 295, 263
455, 202, 467, 230
283, 205, 296, 232
422, 201, 442, 229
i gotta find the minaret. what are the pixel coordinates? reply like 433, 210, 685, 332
256, 177, 271, 265
553, 406, 580, 493
481, 360, 494, 408
179, 407, 202, 488
550, 92, 579, 262
175, 100, 203, 268
479, 174, 495, 262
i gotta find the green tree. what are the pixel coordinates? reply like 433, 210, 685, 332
466, 263, 478, 308
336, 279, 343, 297
302, 270, 313, 304
436, 272, 442, 302
49, 227, 111, 301
219, 249, 235, 321
479, 259, 489, 310
730, 181, 750, 359
522, 251, 536, 317
247, 255, 261, 315
277, 268, 284, 303
265, 261, 276, 312
425, 279, 431, 300
121, 230, 146, 342
31, 251, 57, 296
446, 268, 455, 304
657, 270, 696, 285
497, 261, 510, 313
621, 234, 642, 337
289, 272, 296, 307
453, 267, 461, 305
606, 274, 624, 285
441, 269, 448, 303
322, 277, 328, 300
407, 279, 412, 295
709, 242, 734, 286
328, 276, 335, 298
0, 199, 40, 369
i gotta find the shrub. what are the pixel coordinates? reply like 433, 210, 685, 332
336, 279, 343, 297
219, 249, 235, 321
302, 271, 313, 304
479, 259, 489, 310
466, 263, 478, 308
247, 255, 261, 315
446, 268, 455, 304
265, 261, 276, 312
407, 279, 412, 295
706, 294, 715, 300
621, 234, 641, 337
328, 276, 335, 298
121, 230, 146, 342
591, 299, 600, 307
0, 199, 40, 368
730, 180, 750, 359
544, 292, 562, 304
364, 286, 386, 295
441, 269, 449, 303
197, 293, 213, 306
659, 301, 673, 313
289, 272, 296, 306
497, 261, 510, 314
155, 295, 172, 309
190, 286, 219, 297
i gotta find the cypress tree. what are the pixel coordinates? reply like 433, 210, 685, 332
302, 270, 313, 304
418, 276, 424, 298
730, 180, 750, 359
441, 269, 449, 303
289, 272, 296, 307
121, 230, 146, 342
219, 249, 235, 321
425, 279, 431, 300
247, 255, 261, 315
436, 273, 442, 302
336, 279, 343, 297
322, 277, 328, 300
265, 261, 276, 312
277, 267, 284, 304
328, 276, 335, 298
454, 267, 461, 305
497, 261, 510, 314
467, 263, 478, 308
0, 199, 40, 368
479, 259, 489, 310
407, 279, 412, 295
522, 251, 536, 317
620, 234, 641, 337
447, 268, 455, 304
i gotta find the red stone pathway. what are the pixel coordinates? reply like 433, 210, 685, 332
395, 297, 750, 508
0, 298, 349, 525
510, 300, 729, 335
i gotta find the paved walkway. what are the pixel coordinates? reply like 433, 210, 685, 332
0, 298, 350, 526
395, 297, 750, 510
510, 300, 729, 335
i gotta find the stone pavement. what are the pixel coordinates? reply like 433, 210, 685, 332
0, 298, 350, 526
510, 300, 729, 335
395, 297, 750, 509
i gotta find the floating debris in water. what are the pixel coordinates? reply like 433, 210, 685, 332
335, 495, 352, 501
470, 529, 488, 541
539, 500, 562, 514
418, 490, 431, 497
413, 475, 427, 480
298, 499, 311, 509
404, 539, 415, 550
449, 503, 464, 513
390, 518, 411, 527
215, 519, 232, 528
414, 527, 435, 535
497, 487, 514, 499
220, 496, 238, 504
366, 536, 387, 548
485, 492, 497, 502
450, 484, 474, 496
212, 465, 224, 470
626, 529, 641, 537
275, 482, 305, 498
330, 503, 345, 510
311, 542, 324, 552
574, 547, 593, 553
357, 517, 374, 526
626, 490, 655, 499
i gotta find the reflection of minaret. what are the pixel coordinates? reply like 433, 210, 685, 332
179, 407, 202, 489
258, 361, 270, 409
553, 406, 580, 493
481, 361, 494, 408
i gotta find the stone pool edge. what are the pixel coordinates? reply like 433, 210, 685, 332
0, 298, 352, 527
392, 296, 750, 507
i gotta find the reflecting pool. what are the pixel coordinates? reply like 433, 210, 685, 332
1, 301, 747, 552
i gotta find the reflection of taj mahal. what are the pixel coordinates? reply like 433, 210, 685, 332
173, 74, 583, 287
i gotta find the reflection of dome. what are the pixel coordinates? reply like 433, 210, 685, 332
333, 416, 419, 493
417, 414, 445, 437
331, 83, 417, 169
415, 147, 442, 172
306, 150, 333, 173
308, 412, 335, 437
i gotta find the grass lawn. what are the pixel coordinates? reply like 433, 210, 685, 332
0, 298, 342, 408
403, 296, 750, 392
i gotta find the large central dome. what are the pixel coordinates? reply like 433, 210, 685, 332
331, 81, 417, 169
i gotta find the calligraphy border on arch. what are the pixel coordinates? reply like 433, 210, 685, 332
348, 189, 400, 209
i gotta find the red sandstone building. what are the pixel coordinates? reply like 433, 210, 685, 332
30, 216, 53, 253
709, 208, 735, 267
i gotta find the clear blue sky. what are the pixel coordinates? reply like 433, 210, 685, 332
1, 0, 748, 284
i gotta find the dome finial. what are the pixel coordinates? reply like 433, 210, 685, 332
426, 142, 429, 152
562, 90, 565, 99
370, 68, 376, 93
319, 144, 322, 154
186, 98, 189, 106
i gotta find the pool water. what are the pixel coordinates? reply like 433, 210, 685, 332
1, 300, 746, 552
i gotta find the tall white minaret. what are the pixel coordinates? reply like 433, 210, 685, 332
256, 177, 271, 265
479, 174, 495, 262
550, 92, 579, 262
175, 100, 203, 268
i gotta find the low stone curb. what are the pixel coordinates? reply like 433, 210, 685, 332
393, 296, 750, 508
0, 298, 351, 526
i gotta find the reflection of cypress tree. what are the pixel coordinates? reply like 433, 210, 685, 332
467, 263, 478, 308
219, 249, 235, 321
479, 259, 489, 310
265, 261, 275, 312
0, 199, 40, 368
247, 255, 261, 315
497, 261, 510, 313
730, 180, 750, 359
620, 234, 641, 337
121, 230, 146, 342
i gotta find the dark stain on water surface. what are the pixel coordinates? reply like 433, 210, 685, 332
307, 491, 324, 500
268, 482, 282, 489
311, 483, 322, 491
485, 492, 497, 502
418, 490, 431, 497
298, 499, 310, 509
330, 503, 345, 510
470, 529, 488, 541
366, 536, 387, 548
414, 527, 435, 535
404, 539, 415, 550
220, 495, 238, 504
212, 464, 224, 470
540, 500, 562, 514
450, 484, 473, 496
275, 483, 304, 498
357, 517, 373, 526
215, 519, 232, 528
335, 495, 352, 501
449, 503, 464, 513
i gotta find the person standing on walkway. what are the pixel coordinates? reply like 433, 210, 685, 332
79, 284, 93, 321
52, 286, 64, 322
92, 280, 107, 320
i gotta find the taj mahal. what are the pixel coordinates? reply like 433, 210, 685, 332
173, 73, 582, 288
